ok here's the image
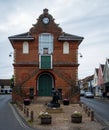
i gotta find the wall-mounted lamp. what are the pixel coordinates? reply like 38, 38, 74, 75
9, 52, 13, 57
78, 53, 83, 58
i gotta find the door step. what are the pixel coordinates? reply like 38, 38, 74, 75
35, 96, 52, 104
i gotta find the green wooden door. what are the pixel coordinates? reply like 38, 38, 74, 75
38, 74, 52, 96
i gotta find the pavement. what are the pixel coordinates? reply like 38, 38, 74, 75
14, 97, 105, 130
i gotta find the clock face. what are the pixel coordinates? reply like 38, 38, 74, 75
42, 17, 49, 24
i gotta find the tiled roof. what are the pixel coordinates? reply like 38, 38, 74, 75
8, 32, 34, 41
82, 75, 94, 82
58, 32, 84, 43
95, 68, 99, 75
100, 64, 105, 72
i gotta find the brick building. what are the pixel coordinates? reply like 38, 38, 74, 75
9, 9, 84, 103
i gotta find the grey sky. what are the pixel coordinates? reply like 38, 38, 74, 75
0, 0, 109, 79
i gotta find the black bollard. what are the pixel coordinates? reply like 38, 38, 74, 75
91, 110, 94, 121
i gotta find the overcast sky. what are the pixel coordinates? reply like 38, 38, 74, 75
0, 0, 109, 79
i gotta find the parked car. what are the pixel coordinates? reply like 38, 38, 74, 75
80, 90, 85, 96
85, 92, 94, 98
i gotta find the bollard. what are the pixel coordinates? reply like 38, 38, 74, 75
81, 103, 83, 109
19, 103, 21, 110
82, 103, 85, 110
84, 105, 86, 111
21, 104, 23, 111
26, 108, 29, 117
24, 106, 26, 114
90, 110, 94, 121
85, 106, 88, 113
87, 108, 90, 117
30, 111, 34, 122
79, 102, 82, 107
19, 103, 22, 111
83, 104, 86, 111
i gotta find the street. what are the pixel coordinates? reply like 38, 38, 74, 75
1, 94, 109, 130
0, 95, 33, 130
81, 97, 109, 129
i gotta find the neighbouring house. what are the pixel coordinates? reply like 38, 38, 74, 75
0, 79, 12, 94
81, 78, 88, 92
78, 79, 84, 90
103, 58, 109, 97
8, 9, 84, 103
80, 75, 94, 93
93, 68, 99, 96
88, 75, 94, 93
78, 79, 85, 96
98, 64, 105, 95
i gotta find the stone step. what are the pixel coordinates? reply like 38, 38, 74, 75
34, 96, 52, 104
46, 107, 63, 113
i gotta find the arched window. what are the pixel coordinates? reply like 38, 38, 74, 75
23, 41, 29, 54
63, 42, 69, 54
39, 33, 53, 54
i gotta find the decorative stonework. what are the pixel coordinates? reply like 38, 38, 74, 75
29, 8, 63, 36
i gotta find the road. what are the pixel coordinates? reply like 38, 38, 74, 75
81, 97, 109, 129
1, 94, 109, 130
0, 95, 34, 130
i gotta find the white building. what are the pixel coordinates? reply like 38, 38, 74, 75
0, 79, 12, 94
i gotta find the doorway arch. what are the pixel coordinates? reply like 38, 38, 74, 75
38, 73, 54, 96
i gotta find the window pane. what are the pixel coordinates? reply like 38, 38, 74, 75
63, 42, 69, 54
39, 33, 53, 54
23, 42, 29, 54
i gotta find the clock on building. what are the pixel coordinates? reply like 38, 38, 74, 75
42, 17, 49, 24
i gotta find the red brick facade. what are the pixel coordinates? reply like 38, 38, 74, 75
9, 9, 83, 103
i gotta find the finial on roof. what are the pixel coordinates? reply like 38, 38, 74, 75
43, 8, 49, 14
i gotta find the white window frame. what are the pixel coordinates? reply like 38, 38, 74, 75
63, 42, 69, 54
23, 41, 29, 54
